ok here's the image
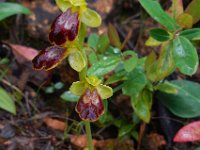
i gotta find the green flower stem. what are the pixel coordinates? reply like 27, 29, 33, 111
85, 121, 94, 150
78, 23, 94, 150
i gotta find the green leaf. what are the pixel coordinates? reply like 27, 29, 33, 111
88, 33, 99, 49
131, 90, 152, 123
105, 71, 126, 85
176, 13, 193, 29
156, 42, 175, 81
68, 51, 86, 72
56, 0, 72, 12
0, 87, 16, 114
118, 124, 133, 138
99, 100, 113, 124
173, 36, 198, 75
155, 82, 178, 94
69, 81, 86, 96
61, 91, 79, 102
96, 33, 110, 53
170, 0, 183, 19
0, 2, 31, 21
81, 8, 101, 27
179, 28, 200, 40
88, 51, 98, 65
108, 23, 122, 49
122, 51, 138, 72
144, 51, 157, 71
122, 69, 147, 97
96, 84, 113, 99
185, 0, 200, 24
87, 56, 121, 76
145, 36, 161, 47
139, 0, 180, 31
157, 80, 200, 118
149, 28, 171, 42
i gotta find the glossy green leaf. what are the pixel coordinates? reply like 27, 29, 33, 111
139, 0, 180, 31
122, 69, 147, 97
0, 2, 31, 21
0, 87, 16, 114
68, 51, 86, 72
176, 13, 193, 29
69, 81, 86, 96
108, 23, 122, 49
131, 90, 152, 123
81, 8, 101, 27
96, 84, 113, 99
185, 0, 200, 24
105, 71, 126, 85
61, 91, 79, 102
155, 82, 178, 94
96, 34, 110, 53
88, 51, 98, 65
149, 28, 171, 42
157, 80, 200, 118
122, 51, 138, 72
156, 42, 175, 81
179, 28, 200, 40
87, 56, 121, 76
173, 36, 198, 75
88, 33, 99, 48
56, 0, 72, 12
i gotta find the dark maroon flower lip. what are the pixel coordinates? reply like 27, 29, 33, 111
75, 88, 104, 122
32, 46, 68, 70
49, 8, 80, 46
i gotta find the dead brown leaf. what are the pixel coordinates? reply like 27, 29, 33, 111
10, 44, 38, 63
147, 133, 166, 150
70, 135, 134, 150
43, 117, 67, 131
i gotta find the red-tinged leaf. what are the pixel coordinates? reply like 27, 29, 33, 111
10, 44, 38, 63
174, 121, 200, 142
49, 8, 80, 46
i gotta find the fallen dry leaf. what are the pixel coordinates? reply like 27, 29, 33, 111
70, 135, 134, 150
147, 133, 166, 150
43, 117, 67, 131
10, 44, 38, 63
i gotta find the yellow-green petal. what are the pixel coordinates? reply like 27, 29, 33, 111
68, 0, 87, 6
56, 0, 72, 12
70, 81, 86, 96
81, 8, 102, 27
68, 51, 86, 72
86, 76, 101, 87
96, 84, 113, 99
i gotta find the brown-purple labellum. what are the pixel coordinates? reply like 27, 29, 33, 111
32, 46, 67, 70
76, 88, 104, 122
49, 8, 80, 46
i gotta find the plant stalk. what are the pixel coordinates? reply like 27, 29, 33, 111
85, 121, 94, 150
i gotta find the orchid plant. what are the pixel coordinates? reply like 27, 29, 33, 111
32, 0, 112, 149
32, 0, 200, 149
